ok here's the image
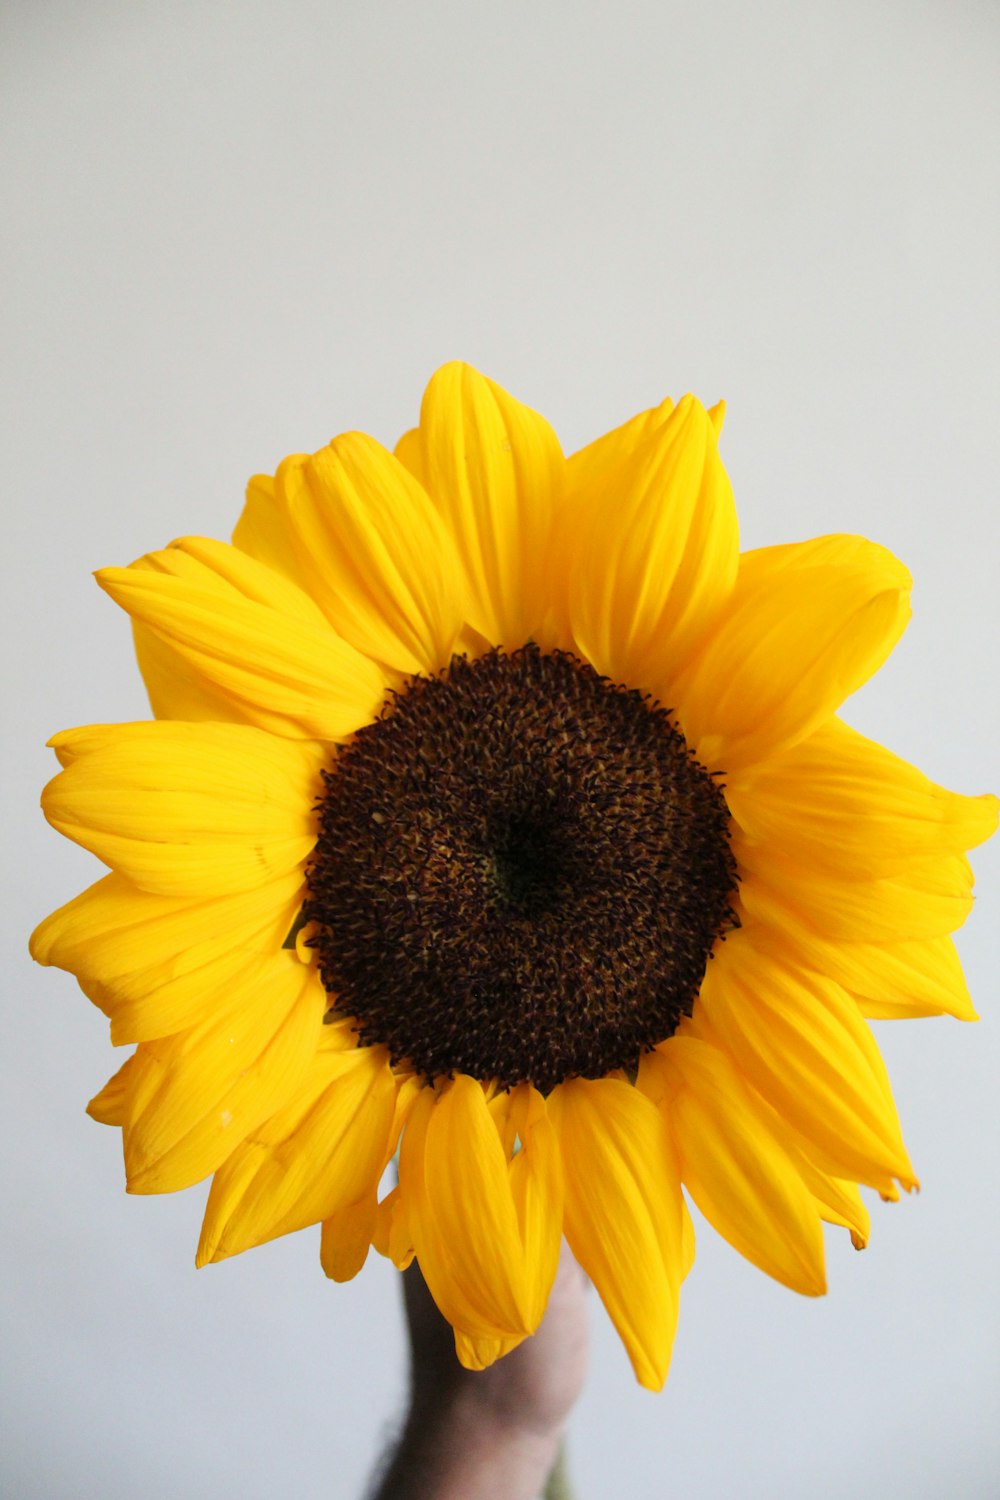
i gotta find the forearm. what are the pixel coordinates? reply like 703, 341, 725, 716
370, 1389, 563, 1500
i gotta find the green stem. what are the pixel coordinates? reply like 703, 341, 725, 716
544, 1440, 574, 1500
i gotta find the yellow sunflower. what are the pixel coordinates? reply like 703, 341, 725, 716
31, 363, 997, 1390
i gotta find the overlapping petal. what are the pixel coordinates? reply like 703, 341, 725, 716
547, 1076, 685, 1390
406, 361, 563, 647
564, 394, 675, 494
123, 949, 324, 1194
269, 434, 467, 676
560, 395, 740, 691
29, 869, 304, 1043
695, 926, 916, 1193
641, 1038, 826, 1295
197, 1036, 396, 1265
727, 718, 998, 877
736, 836, 976, 943
672, 535, 912, 772
40, 721, 324, 897
232, 473, 311, 591
398, 1076, 562, 1358
97, 537, 386, 741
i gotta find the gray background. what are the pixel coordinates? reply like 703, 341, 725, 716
3, 2, 998, 1497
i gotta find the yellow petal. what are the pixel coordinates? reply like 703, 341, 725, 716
672, 535, 912, 772
415, 361, 563, 647
132, 621, 249, 723
273, 434, 467, 676
505, 1084, 565, 1330
320, 1195, 377, 1283
695, 926, 916, 1193
563, 394, 675, 495
197, 1040, 396, 1263
30, 869, 304, 1043
399, 1076, 533, 1340
547, 1077, 685, 1391
774, 926, 978, 1022
392, 426, 426, 488
454, 1329, 526, 1371
736, 836, 975, 942
371, 1183, 416, 1270
40, 722, 323, 898
124, 951, 323, 1194
727, 718, 999, 877
232, 473, 310, 591
87, 1053, 138, 1126
643, 1039, 826, 1296
97, 536, 386, 742
563, 395, 739, 689
794, 1157, 870, 1247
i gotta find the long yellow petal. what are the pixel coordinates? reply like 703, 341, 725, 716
274, 433, 467, 676
40, 722, 323, 898
694, 926, 916, 1193
643, 1039, 826, 1295
672, 535, 912, 772
505, 1084, 565, 1331
97, 536, 386, 741
197, 1040, 396, 1264
123, 951, 323, 1194
737, 835, 975, 943
563, 395, 739, 690
547, 1077, 685, 1391
415, 361, 563, 648
399, 1076, 533, 1341
772, 925, 978, 1022
29, 869, 304, 1043
727, 718, 998, 877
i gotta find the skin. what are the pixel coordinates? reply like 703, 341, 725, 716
370, 1246, 590, 1499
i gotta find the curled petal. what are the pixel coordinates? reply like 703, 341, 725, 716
737, 837, 976, 944
87, 1053, 139, 1127
124, 951, 324, 1194
273, 434, 467, 675
773, 926, 978, 1022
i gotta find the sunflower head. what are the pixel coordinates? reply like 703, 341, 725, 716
31, 362, 998, 1390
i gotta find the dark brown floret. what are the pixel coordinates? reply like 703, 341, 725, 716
304, 646, 738, 1092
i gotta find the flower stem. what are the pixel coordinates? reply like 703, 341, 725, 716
544, 1440, 574, 1500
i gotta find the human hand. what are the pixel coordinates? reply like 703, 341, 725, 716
370, 1244, 589, 1499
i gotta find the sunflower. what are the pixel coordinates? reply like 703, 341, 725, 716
31, 363, 997, 1390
